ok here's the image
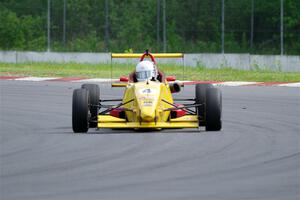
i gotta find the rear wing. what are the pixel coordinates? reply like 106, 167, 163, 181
111, 53, 183, 59
110, 52, 185, 84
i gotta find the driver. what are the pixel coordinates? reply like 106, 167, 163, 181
129, 60, 165, 82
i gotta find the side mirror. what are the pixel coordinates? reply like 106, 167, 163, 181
120, 76, 129, 82
169, 82, 181, 93
166, 76, 176, 82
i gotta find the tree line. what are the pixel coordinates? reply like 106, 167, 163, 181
0, 0, 299, 54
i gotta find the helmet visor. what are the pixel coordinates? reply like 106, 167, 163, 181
136, 70, 152, 81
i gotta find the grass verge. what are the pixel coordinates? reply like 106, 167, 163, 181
0, 62, 299, 82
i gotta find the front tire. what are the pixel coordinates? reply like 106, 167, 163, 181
205, 87, 222, 131
72, 88, 89, 133
81, 84, 99, 128
195, 83, 213, 126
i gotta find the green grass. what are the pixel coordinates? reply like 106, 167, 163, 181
0, 62, 300, 82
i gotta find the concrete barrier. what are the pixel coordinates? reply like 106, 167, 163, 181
16, 51, 110, 64
286, 56, 300, 71
184, 53, 250, 70
250, 55, 300, 71
0, 51, 299, 71
0, 51, 17, 63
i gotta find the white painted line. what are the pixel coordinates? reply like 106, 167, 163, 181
216, 81, 260, 86
212, 82, 225, 86
73, 78, 118, 82
169, 80, 192, 84
14, 77, 59, 81
277, 82, 300, 87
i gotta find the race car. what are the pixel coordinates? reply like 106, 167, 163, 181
72, 51, 222, 132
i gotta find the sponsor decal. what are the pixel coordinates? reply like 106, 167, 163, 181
139, 88, 157, 94
142, 100, 153, 106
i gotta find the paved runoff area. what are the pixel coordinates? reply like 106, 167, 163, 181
0, 79, 299, 200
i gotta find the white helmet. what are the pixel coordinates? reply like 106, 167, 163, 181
135, 60, 157, 82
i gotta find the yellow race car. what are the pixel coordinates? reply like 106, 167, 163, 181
72, 52, 222, 132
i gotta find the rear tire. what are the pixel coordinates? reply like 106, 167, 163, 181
195, 83, 213, 126
81, 84, 99, 128
72, 88, 89, 133
205, 87, 222, 131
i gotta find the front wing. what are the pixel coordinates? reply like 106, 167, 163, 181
97, 115, 199, 129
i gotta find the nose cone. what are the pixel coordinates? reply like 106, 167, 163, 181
140, 107, 155, 122
134, 81, 161, 122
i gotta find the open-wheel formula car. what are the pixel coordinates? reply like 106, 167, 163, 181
72, 52, 222, 132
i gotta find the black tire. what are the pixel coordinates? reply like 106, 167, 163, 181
195, 83, 213, 126
72, 88, 89, 133
205, 87, 222, 131
81, 84, 99, 128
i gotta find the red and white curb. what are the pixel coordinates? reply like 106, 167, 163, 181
0, 76, 299, 87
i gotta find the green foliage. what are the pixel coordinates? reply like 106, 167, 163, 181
0, 4, 45, 51
0, 0, 299, 54
20, 15, 46, 51
0, 7, 24, 49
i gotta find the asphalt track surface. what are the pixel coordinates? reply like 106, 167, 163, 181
0, 80, 299, 200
